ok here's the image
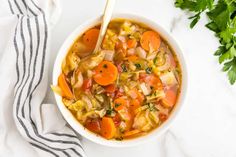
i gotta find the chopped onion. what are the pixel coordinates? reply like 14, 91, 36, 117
103, 50, 115, 61
140, 83, 151, 95
145, 110, 154, 127
119, 121, 127, 132
149, 111, 159, 124
135, 105, 149, 114
128, 89, 138, 99
87, 70, 93, 78
133, 112, 147, 130
147, 51, 158, 60
128, 61, 136, 71
146, 90, 165, 102
95, 108, 106, 117
118, 35, 126, 42
156, 104, 169, 115
157, 54, 171, 71
127, 48, 136, 56
72, 70, 83, 89
118, 109, 131, 121
82, 95, 93, 111
160, 71, 178, 86
136, 47, 146, 59
82, 111, 100, 123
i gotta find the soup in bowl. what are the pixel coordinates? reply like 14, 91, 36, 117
52, 14, 187, 147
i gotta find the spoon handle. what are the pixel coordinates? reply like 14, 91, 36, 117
94, 0, 116, 53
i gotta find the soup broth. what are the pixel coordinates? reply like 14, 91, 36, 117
54, 19, 182, 140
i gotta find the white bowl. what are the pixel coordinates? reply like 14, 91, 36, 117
53, 13, 188, 147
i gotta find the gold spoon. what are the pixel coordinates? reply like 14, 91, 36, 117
94, 0, 116, 53
78, 0, 116, 72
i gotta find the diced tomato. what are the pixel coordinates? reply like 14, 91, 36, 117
115, 88, 124, 98
117, 62, 123, 73
105, 84, 116, 93
82, 78, 92, 91
139, 73, 147, 82
128, 89, 138, 99
112, 114, 121, 127
162, 89, 177, 108
85, 119, 101, 133
159, 113, 168, 121
144, 74, 163, 90
115, 40, 127, 51
115, 40, 127, 60
128, 88, 144, 103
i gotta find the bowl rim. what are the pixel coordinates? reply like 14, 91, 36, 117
52, 13, 188, 147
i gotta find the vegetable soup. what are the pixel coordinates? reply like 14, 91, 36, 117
52, 19, 182, 140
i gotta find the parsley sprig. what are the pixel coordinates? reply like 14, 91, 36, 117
175, 0, 236, 84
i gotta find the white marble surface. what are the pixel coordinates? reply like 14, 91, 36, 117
44, 0, 236, 156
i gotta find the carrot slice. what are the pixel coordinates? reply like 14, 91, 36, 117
140, 31, 161, 51
85, 119, 101, 133
113, 98, 129, 111
58, 73, 74, 99
127, 39, 137, 48
145, 74, 163, 90
93, 61, 118, 86
127, 55, 138, 62
130, 99, 141, 113
100, 117, 116, 139
162, 89, 177, 108
82, 28, 99, 50
123, 129, 141, 137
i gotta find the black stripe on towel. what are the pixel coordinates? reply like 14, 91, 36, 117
9, 0, 85, 156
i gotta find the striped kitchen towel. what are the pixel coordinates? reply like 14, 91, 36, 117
0, 0, 86, 157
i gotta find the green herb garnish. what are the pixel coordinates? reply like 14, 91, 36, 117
153, 57, 158, 65
147, 103, 157, 111
121, 64, 128, 72
103, 64, 108, 68
115, 137, 123, 141
106, 108, 115, 116
175, 0, 236, 84
135, 63, 141, 69
115, 103, 121, 108
145, 67, 152, 74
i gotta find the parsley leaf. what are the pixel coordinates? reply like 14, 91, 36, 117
145, 67, 152, 74
135, 63, 142, 69
175, 0, 236, 84
121, 64, 128, 72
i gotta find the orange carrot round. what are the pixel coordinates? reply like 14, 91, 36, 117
113, 97, 129, 111
140, 31, 161, 51
82, 28, 99, 50
58, 73, 74, 99
100, 117, 116, 139
127, 38, 137, 48
93, 61, 118, 86
162, 89, 177, 107
127, 55, 138, 62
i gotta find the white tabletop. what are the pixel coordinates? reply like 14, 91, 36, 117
44, 0, 236, 157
